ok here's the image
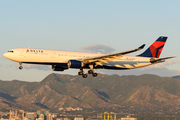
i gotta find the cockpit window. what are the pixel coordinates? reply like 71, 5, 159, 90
8, 51, 14, 53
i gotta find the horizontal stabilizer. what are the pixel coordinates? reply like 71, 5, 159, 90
150, 56, 176, 63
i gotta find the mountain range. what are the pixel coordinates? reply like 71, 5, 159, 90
0, 73, 180, 112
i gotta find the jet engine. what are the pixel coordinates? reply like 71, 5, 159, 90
68, 60, 84, 68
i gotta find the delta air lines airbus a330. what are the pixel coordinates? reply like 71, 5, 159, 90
3, 36, 175, 78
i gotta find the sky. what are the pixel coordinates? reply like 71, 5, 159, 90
0, 0, 180, 82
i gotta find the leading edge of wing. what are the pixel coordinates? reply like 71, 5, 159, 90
81, 44, 145, 63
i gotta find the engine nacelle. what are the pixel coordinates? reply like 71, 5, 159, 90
68, 60, 84, 68
52, 65, 67, 71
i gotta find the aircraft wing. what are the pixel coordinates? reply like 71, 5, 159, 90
81, 44, 145, 66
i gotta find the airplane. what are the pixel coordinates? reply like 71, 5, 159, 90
3, 36, 175, 78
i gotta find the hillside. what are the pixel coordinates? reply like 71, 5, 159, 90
0, 73, 180, 114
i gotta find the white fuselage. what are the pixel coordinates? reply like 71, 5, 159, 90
3, 48, 154, 70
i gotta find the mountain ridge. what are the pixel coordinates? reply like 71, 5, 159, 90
0, 73, 180, 113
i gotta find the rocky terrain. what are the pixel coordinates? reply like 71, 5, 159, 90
0, 73, 180, 113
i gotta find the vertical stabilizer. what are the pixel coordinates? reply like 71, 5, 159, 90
138, 36, 167, 58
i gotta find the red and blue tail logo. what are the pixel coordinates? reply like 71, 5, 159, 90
138, 36, 167, 58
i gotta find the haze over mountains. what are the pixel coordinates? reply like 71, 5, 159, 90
0, 73, 180, 113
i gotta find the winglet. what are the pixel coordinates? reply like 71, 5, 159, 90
138, 44, 145, 49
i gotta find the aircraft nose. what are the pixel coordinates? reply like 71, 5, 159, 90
3, 53, 9, 58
